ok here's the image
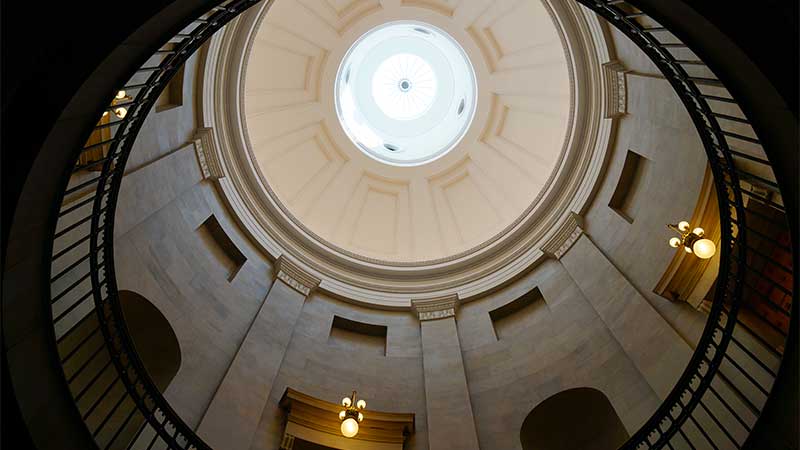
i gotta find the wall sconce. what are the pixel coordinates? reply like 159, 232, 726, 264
102, 90, 132, 119
338, 391, 366, 438
668, 221, 716, 259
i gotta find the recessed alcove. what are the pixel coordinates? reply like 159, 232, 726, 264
196, 214, 246, 282
608, 150, 650, 223
489, 288, 547, 340
328, 315, 388, 356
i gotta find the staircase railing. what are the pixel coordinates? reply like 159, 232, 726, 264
43, 0, 793, 449
572, 1, 794, 449
47, 1, 261, 448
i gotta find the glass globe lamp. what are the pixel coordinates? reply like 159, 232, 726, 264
667, 221, 716, 260
341, 417, 359, 438
338, 390, 366, 438
692, 238, 716, 259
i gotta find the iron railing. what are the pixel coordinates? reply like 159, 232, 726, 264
48, 1, 261, 448
44, 0, 793, 449
572, 1, 794, 449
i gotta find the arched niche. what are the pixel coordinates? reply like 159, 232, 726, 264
520, 388, 629, 450
119, 290, 182, 391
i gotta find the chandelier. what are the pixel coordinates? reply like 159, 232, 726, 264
338, 391, 366, 438
667, 220, 716, 259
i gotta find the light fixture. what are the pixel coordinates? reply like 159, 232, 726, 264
667, 221, 716, 259
338, 390, 366, 438
102, 90, 132, 120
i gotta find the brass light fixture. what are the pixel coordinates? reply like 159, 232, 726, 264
338, 391, 366, 438
102, 90, 133, 119
667, 220, 716, 259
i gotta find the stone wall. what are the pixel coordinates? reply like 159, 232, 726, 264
105, 18, 713, 450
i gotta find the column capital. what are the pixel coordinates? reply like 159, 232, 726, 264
274, 255, 321, 296
541, 212, 584, 260
603, 60, 629, 118
193, 127, 225, 180
411, 294, 458, 321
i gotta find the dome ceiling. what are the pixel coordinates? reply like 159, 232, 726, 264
242, 0, 571, 263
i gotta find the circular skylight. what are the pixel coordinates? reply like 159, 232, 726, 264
335, 21, 477, 166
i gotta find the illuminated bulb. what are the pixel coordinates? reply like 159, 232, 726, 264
358, 412, 364, 422
692, 238, 716, 259
114, 107, 128, 119
669, 237, 681, 248
357, 399, 366, 409
115, 90, 127, 99
692, 227, 705, 237
341, 417, 359, 438
339, 410, 346, 420
678, 221, 690, 232
684, 246, 693, 254
342, 397, 352, 407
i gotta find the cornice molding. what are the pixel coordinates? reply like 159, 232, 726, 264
193, 127, 225, 180
198, 0, 617, 308
603, 60, 628, 119
411, 294, 458, 321
541, 212, 584, 260
274, 255, 321, 297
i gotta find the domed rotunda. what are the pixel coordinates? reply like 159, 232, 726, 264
2, 1, 795, 450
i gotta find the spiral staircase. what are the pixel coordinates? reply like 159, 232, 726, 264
1, 1, 796, 449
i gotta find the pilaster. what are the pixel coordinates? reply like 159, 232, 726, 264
558, 232, 692, 398
197, 255, 318, 450
412, 294, 481, 450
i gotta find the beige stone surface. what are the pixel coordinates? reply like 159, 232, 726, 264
420, 316, 480, 450
560, 235, 691, 398
249, 293, 429, 450
198, 279, 306, 450
582, 31, 710, 348
459, 260, 660, 449
96, 5, 735, 449
114, 180, 273, 427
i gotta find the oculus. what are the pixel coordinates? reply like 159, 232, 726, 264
335, 21, 477, 166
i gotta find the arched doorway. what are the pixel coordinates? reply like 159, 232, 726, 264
520, 388, 629, 450
57, 289, 181, 449
118, 290, 181, 391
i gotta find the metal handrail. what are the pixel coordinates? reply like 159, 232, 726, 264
48, 1, 261, 448
573, 1, 793, 448
44, 0, 793, 449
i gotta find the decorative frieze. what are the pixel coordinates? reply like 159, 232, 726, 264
541, 212, 584, 260
411, 294, 459, 321
274, 255, 321, 296
193, 127, 225, 180
603, 61, 628, 119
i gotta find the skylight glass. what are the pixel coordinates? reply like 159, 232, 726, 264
335, 21, 477, 166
